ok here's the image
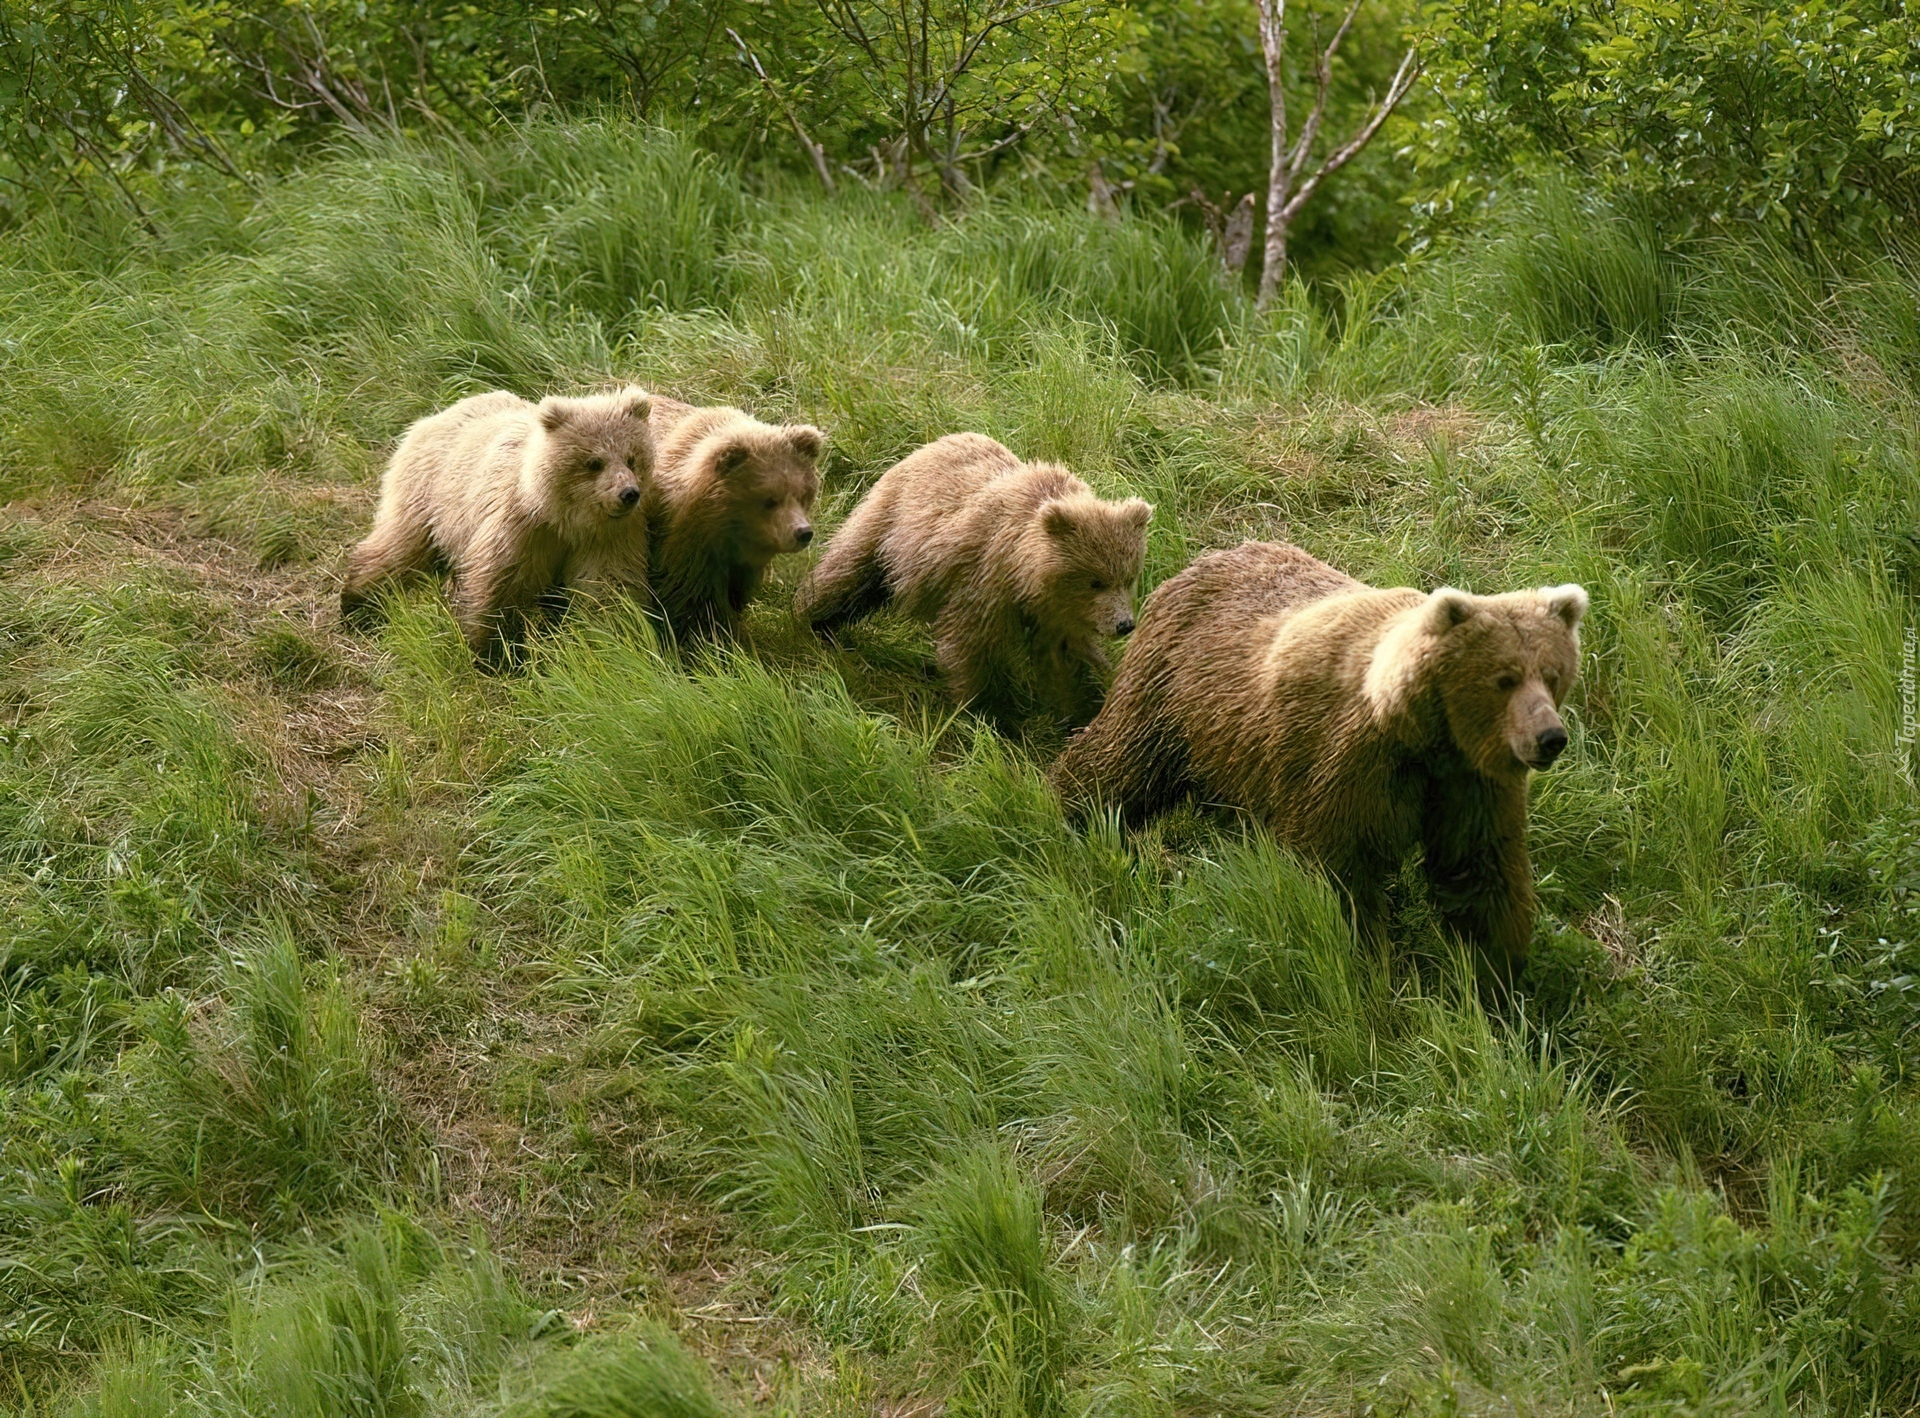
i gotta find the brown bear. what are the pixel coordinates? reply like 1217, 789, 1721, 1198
340, 386, 656, 665
1048, 541, 1587, 961
792, 432, 1153, 727
642, 399, 824, 640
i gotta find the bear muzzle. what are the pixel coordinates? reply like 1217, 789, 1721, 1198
1531, 725, 1569, 767
1115, 616, 1136, 636
618, 485, 642, 509
793, 524, 814, 547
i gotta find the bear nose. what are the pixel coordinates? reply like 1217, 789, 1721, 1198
619, 486, 641, 507
1533, 726, 1568, 765
794, 526, 813, 546
1115, 617, 1135, 636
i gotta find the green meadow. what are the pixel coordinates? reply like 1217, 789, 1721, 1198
1, 122, 1917, 1415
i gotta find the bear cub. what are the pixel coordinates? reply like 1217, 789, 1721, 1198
644, 398, 825, 640
794, 432, 1153, 727
1050, 541, 1587, 962
341, 387, 655, 665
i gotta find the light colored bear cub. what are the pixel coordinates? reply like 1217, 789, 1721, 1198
794, 432, 1152, 727
340, 386, 655, 664
644, 397, 825, 641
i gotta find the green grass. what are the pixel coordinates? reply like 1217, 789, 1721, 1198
0, 118, 1917, 1415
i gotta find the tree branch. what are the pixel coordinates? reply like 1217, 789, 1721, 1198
1279, 44, 1420, 225
729, 28, 836, 195
1257, 0, 1290, 307
1285, 0, 1363, 185
953, 122, 1032, 165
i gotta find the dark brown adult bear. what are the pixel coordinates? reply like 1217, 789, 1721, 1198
1049, 541, 1588, 961
792, 432, 1152, 728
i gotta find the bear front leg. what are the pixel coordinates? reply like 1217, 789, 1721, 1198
793, 519, 892, 637
1421, 778, 1537, 962
932, 609, 1012, 719
724, 561, 767, 632
934, 634, 987, 709
341, 512, 436, 626
453, 521, 561, 671
558, 540, 649, 630
1044, 637, 1110, 730
567, 537, 650, 600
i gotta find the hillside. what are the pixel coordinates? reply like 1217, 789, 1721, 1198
1, 123, 1917, 1416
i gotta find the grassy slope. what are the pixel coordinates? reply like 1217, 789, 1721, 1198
1, 122, 1917, 1416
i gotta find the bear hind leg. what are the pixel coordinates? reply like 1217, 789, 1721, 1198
1046, 666, 1191, 827
1051, 719, 1189, 827
341, 513, 437, 627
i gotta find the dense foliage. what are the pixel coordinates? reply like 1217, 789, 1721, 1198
1418, 0, 1920, 244
0, 0, 1421, 275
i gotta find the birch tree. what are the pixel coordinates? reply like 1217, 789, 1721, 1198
1255, 0, 1420, 305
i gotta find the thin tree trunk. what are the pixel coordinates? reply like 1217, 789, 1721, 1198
1255, 0, 1419, 309
1257, 0, 1290, 308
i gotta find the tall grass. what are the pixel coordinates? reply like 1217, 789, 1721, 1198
1, 117, 1916, 1413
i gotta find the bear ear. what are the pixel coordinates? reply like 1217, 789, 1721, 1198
624, 389, 653, 421
1040, 499, 1078, 539
537, 397, 570, 432
715, 440, 753, 477
1120, 498, 1154, 529
1421, 587, 1476, 634
786, 425, 824, 462
1542, 583, 1589, 629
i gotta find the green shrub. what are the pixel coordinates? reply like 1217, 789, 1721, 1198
1420, 0, 1920, 245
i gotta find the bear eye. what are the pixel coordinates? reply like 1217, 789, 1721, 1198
763, 497, 779, 511
1496, 673, 1520, 691
1090, 579, 1107, 592
585, 456, 606, 474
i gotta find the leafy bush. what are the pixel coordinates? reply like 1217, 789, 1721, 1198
1420, 0, 1920, 245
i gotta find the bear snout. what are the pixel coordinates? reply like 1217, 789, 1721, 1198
1115, 616, 1135, 636
1532, 725, 1568, 766
618, 485, 642, 508
793, 524, 814, 547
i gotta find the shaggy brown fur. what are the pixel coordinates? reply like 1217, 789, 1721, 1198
1049, 541, 1588, 961
340, 387, 655, 665
644, 402, 824, 640
793, 432, 1152, 727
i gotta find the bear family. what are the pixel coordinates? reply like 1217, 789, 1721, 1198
793, 433, 1152, 727
1050, 541, 1587, 961
340, 394, 1584, 961
340, 387, 656, 664
645, 397, 825, 641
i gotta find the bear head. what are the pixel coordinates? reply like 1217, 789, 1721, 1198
531, 386, 656, 532
1028, 492, 1154, 639
702, 418, 825, 560
1365, 582, 1588, 778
